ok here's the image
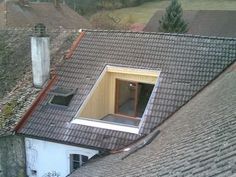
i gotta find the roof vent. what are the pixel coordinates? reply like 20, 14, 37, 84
50, 123, 55, 127
171, 80, 191, 85
19, 0, 29, 6
34, 23, 47, 37
53, 0, 60, 8
85, 76, 91, 80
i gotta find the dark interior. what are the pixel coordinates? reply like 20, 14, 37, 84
116, 79, 154, 118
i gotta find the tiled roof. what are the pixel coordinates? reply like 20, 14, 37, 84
0, 29, 78, 136
18, 30, 236, 150
144, 10, 236, 38
69, 68, 236, 177
0, 2, 92, 29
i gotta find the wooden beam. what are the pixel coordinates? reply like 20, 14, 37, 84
107, 65, 160, 77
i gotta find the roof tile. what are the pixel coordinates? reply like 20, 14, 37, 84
18, 30, 236, 150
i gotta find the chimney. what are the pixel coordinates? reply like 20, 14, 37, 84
19, 0, 29, 6
31, 23, 50, 88
54, 0, 60, 8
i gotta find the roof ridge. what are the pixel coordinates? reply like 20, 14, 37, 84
81, 29, 236, 40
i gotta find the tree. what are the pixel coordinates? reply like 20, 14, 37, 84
159, 0, 188, 33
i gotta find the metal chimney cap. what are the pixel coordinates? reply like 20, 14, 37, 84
34, 23, 48, 37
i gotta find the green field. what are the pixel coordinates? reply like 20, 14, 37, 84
97, 0, 236, 24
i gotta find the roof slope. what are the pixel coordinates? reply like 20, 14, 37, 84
70, 68, 236, 177
18, 30, 236, 150
0, 2, 91, 29
0, 29, 78, 136
0, 29, 31, 98
144, 10, 236, 38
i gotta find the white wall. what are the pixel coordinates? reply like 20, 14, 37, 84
25, 138, 99, 177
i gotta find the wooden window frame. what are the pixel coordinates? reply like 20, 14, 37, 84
115, 79, 140, 119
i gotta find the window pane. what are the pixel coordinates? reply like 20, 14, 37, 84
73, 154, 80, 161
137, 83, 154, 117
50, 94, 73, 106
52, 87, 74, 96
116, 80, 136, 116
73, 162, 80, 170
70, 154, 88, 172
82, 155, 88, 163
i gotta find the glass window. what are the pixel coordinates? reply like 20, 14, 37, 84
50, 94, 73, 106
70, 154, 88, 172
115, 79, 154, 118
49, 87, 76, 106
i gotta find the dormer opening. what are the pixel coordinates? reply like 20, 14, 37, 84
72, 65, 160, 134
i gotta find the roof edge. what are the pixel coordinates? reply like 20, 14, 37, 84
14, 74, 58, 132
22, 134, 109, 151
80, 29, 236, 40
65, 31, 85, 59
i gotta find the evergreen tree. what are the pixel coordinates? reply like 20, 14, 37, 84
159, 0, 188, 33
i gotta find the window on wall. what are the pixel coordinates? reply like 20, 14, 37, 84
70, 154, 88, 172
49, 87, 76, 106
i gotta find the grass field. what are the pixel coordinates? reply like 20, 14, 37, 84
96, 0, 236, 24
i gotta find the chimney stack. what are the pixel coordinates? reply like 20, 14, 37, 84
31, 24, 50, 88
54, 0, 60, 8
19, 0, 29, 6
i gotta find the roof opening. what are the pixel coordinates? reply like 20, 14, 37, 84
49, 87, 76, 106
72, 65, 161, 134
50, 95, 73, 106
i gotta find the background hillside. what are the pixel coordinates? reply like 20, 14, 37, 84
144, 10, 236, 37
93, 0, 236, 25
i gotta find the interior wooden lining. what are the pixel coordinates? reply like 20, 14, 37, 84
75, 65, 160, 120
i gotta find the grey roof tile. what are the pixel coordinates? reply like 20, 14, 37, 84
69, 71, 236, 177
18, 30, 236, 150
